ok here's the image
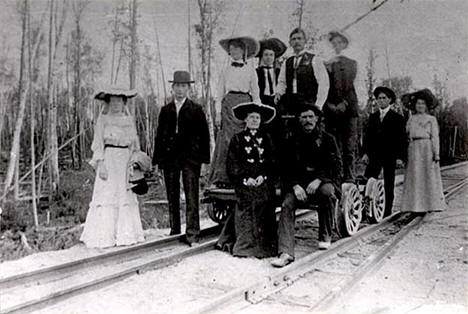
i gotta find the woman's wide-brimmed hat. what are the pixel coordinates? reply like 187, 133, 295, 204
257, 37, 287, 58
404, 89, 439, 110
94, 86, 137, 101
373, 86, 396, 104
169, 70, 195, 84
219, 36, 260, 59
232, 102, 276, 124
328, 30, 350, 48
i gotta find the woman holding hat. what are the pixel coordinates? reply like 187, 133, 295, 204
216, 102, 277, 258
80, 86, 145, 248
401, 89, 447, 213
209, 36, 261, 188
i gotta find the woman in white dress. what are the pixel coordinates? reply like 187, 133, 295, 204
80, 87, 145, 248
209, 36, 261, 187
401, 89, 447, 213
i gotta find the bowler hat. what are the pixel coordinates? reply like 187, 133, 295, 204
257, 38, 287, 58
94, 86, 137, 101
219, 36, 260, 59
232, 102, 276, 124
298, 104, 322, 117
169, 71, 195, 84
373, 86, 396, 104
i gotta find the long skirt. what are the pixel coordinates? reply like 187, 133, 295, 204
209, 93, 251, 185
401, 139, 447, 213
80, 147, 145, 248
217, 184, 277, 258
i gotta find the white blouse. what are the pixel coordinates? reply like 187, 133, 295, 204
215, 59, 260, 114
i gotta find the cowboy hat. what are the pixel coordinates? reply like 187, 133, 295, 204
169, 71, 194, 84
404, 89, 439, 110
219, 36, 260, 59
94, 86, 137, 101
373, 86, 396, 104
257, 37, 287, 58
328, 30, 350, 48
232, 102, 276, 124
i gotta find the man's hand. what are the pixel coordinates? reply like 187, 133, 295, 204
99, 164, 108, 181
293, 184, 307, 202
306, 179, 321, 195
274, 93, 281, 105
396, 159, 405, 168
361, 154, 369, 165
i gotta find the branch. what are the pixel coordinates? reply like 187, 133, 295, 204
341, 0, 390, 32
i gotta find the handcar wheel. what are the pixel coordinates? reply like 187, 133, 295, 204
369, 180, 386, 223
206, 201, 230, 224
336, 185, 363, 237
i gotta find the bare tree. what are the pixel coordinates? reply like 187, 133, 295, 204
292, 0, 305, 28
365, 49, 378, 112
128, 0, 137, 90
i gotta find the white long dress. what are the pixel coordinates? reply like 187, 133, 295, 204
401, 114, 447, 213
80, 112, 145, 248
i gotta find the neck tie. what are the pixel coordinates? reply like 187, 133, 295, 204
231, 61, 244, 68
266, 68, 274, 96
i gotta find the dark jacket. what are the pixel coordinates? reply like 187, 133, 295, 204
285, 52, 318, 104
324, 55, 359, 118
281, 127, 342, 191
256, 67, 280, 105
362, 109, 407, 161
153, 98, 210, 169
227, 129, 276, 187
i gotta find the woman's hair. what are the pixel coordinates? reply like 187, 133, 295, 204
228, 39, 245, 52
101, 95, 128, 115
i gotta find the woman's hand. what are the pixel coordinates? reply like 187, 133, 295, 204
245, 178, 257, 186
99, 163, 108, 181
433, 155, 440, 163
255, 176, 264, 186
215, 110, 222, 128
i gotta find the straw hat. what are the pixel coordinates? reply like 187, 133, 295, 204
257, 38, 287, 58
219, 36, 260, 59
232, 102, 276, 124
94, 85, 137, 101
405, 89, 439, 110
328, 30, 350, 48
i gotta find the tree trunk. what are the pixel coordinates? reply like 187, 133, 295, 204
47, 0, 60, 198
2, 0, 28, 202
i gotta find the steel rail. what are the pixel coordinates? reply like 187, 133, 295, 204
192, 167, 468, 314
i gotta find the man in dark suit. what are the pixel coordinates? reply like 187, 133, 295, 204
271, 105, 342, 267
324, 31, 359, 188
362, 86, 407, 217
153, 71, 210, 245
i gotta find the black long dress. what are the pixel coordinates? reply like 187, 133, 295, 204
217, 129, 277, 258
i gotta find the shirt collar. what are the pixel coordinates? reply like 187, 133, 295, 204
380, 106, 391, 117
294, 49, 306, 58
230, 58, 245, 65
175, 97, 186, 107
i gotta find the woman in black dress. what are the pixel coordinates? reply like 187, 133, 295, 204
216, 102, 278, 258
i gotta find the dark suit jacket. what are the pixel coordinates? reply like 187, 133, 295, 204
324, 55, 358, 118
281, 128, 343, 191
153, 98, 210, 169
362, 109, 407, 161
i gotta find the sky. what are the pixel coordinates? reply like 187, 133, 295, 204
0, 0, 467, 101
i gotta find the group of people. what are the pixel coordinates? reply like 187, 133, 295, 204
80, 27, 447, 269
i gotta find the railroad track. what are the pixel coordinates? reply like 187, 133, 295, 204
1, 163, 466, 314
0, 208, 312, 314
0, 226, 220, 314
191, 164, 468, 314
